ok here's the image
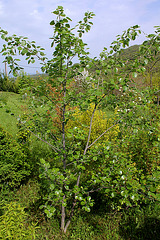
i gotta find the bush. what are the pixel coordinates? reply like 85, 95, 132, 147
0, 201, 37, 240
66, 103, 119, 148
0, 72, 18, 93
119, 204, 160, 240
15, 72, 33, 93
0, 71, 37, 94
13, 179, 40, 209
0, 125, 32, 189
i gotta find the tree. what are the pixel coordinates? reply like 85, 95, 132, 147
0, 6, 159, 233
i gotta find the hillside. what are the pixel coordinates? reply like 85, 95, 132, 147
120, 44, 160, 74
120, 44, 140, 60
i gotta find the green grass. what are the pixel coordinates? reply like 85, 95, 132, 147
0, 91, 28, 137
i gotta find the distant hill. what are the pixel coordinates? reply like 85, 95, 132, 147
120, 44, 160, 88
120, 44, 160, 74
120, 44, 140, 60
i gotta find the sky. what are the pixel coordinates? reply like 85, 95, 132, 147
0, 0, 160, 74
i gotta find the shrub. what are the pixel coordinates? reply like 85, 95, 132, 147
66, 103, 119, 148
0, 72, 18, 93
14, 179, 40, 209
15, 72, 33, 93
0, 125, 32, 189
119, 204, 160, 240
0, 201, 37, 240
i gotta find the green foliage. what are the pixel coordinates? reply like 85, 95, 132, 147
35, 218, 63, 240
15, 71, 33, 93
69, 216, 94, 239
144, 72, 160, 89
0, 202, 37, 240
0, 72, 18, 93
14, 179, 40, 209
0, 125, 32, 189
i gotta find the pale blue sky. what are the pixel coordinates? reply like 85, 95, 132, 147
0, 0, 160, 74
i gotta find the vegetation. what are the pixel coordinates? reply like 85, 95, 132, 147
0, 125, 32, 189
0, 5, 159, 239
0, 202, 37, 240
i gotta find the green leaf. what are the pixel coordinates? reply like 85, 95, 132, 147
50, 184, 55, 190
40, 52, 45, 56
50, 20, 55, 25
93, 156, 97, 161
132, 72, 137, 78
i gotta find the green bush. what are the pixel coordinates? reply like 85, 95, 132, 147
0, 201, 37, 240
0, 71, 35, 93
15, 72, 33, 93
0, 125, 32, 189
14, 179, 40, 209
0, 72, 18, 93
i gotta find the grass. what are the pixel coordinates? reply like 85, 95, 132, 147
0, 91, 28, 137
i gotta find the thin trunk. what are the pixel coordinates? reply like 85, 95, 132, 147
64, 199, 77, 233
62, 100, 66, 169
63, 171, 81, 233
61, 78, 67, 232
61, 196, 66, 231
63, 105, 97, 232
157, 95, 159, 105
60, 25, 67, 231
84, 103, 97, 155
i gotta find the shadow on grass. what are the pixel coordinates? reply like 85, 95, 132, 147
119, 215, 160, 240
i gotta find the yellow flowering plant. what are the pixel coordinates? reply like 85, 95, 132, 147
66, 103, 119, 149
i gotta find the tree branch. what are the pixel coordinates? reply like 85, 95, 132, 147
24, 127, 61, 153
87, 117, 123, 150
83, 103, 97, 155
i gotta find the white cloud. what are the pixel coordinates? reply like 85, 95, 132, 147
30, 9, 42, 20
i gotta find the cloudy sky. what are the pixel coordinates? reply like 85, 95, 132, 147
0, 0, 160, 74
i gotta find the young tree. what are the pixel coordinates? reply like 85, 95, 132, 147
0, 6, 159, 233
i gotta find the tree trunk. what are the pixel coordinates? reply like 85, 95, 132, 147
61, 196, 66, 231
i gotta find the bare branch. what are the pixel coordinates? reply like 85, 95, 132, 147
25, 127, 61, 153
87, 117, 123, 150
83, 103, 97, 155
